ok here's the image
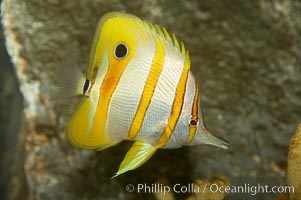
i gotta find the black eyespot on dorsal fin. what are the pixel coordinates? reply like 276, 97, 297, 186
114, 43, 129, 59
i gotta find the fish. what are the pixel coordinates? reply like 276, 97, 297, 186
64, 12, 228, 177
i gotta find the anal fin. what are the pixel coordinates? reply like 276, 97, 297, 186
112, 141, 158, 178
96, 141, 120, 151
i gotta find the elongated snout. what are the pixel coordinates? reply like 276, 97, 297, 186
190, 126, 229, 149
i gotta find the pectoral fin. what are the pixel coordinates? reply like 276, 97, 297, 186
112, 141, 158, 178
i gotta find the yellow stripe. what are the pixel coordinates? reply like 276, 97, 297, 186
93, 65, 129, 135
92, 48, 136, 138
128, 38, 165, 139
187, 82, 199, 143
157, 53, 190, 147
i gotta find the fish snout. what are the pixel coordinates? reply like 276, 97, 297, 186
191, 126, 229, 149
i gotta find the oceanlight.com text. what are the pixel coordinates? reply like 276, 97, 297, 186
125, 183, 294, 196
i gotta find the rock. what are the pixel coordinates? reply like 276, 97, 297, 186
186, 175, 230, 200
0, 16, 23, 200
288, 124, 301, 200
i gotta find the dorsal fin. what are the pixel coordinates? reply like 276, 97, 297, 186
142, 20, 189, 61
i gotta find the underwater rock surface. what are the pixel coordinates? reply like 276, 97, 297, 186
288, 124, 301, 200
0, 15, 23, 200
1, 0, 301, 199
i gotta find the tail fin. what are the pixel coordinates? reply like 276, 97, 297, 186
50, 64, 86, 101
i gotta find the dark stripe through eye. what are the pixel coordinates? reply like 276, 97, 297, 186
83, 79, 91, 95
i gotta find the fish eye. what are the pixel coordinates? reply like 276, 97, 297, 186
114, 43, 128, 59
82, 79, 91, 95
189, 119, 198, 126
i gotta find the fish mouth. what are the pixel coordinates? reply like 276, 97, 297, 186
195, 126, 229, 149
203, 130, 229, 149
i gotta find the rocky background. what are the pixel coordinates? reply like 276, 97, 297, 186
0, 2, 23, 199
1, 0, 301, 200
